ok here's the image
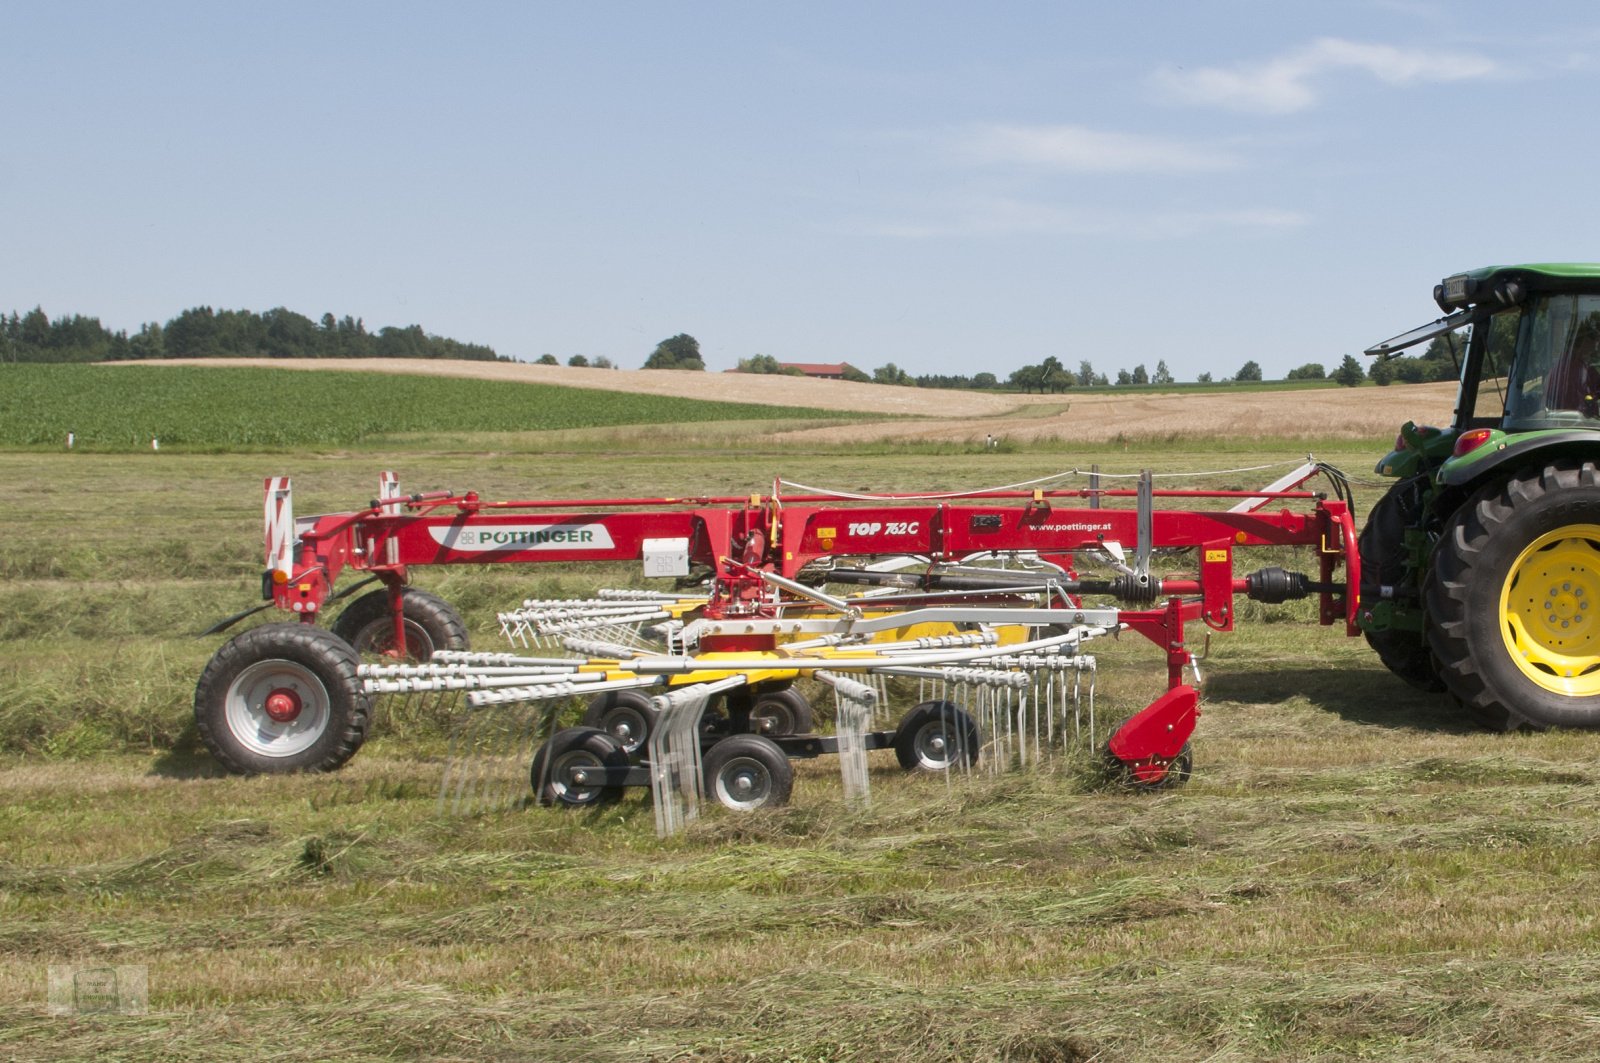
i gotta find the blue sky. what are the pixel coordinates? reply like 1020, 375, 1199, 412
5, 2, 1599, 381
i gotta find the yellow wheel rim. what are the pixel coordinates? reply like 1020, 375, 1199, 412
1500, 523, 1600, 695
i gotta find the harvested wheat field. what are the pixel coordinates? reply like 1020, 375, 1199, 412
125, 358, 1457, 444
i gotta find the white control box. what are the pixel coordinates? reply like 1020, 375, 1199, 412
642, 537, 690, 578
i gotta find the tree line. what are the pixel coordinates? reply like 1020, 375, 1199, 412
0, 305, 501, 363
3, 305, 1459, 388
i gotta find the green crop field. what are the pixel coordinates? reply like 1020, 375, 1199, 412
0, 364, 857, 450
4, 390, 1600, 1062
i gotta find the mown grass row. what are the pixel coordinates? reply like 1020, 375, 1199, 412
13, 437, 1600, 1059
0, 364, 857, 450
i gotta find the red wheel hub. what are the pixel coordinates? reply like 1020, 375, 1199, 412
264, 687, 303, 723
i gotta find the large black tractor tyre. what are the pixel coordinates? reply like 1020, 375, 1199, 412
529, 726, 631, 807
893, 701, 980, 772
580, 689, 660, 756
332, 588, 469, 660
1426, 462, 1600, 730
1358, 478, 1446, 692
194, 623, 372, 774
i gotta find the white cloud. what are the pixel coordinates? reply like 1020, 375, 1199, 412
870, 197, 1309, 240
1156, 37, 1498, 114
952, 123, 1239, 173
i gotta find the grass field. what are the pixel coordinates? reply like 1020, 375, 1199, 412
0, 365, 858, 450
4, 377, 1600, 1061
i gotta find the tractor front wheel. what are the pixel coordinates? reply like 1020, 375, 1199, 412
1358, 478, 1445, 692
194, 623, 372, 774
1427, 462, 1600, 729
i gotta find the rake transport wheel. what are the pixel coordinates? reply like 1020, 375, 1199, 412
893, 701, 980, 772
580, 690, 659, 756
529, 727, 630, 807
332, 588, 468, 660
702, 734, 794, 811
1426, 462, 1600, 730
1102, 742, 1194, 791
750, 687, 814, 737
194, 623, 371, 774
1358, 478, 1446, 693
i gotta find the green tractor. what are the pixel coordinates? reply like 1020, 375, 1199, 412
1361, 263, 1600, 729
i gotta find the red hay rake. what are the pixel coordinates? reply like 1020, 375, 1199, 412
197, 462, 1360, 832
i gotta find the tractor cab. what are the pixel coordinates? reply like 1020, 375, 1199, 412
1367, 263, 1600, 485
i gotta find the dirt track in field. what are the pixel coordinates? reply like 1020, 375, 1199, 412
126, 358, 1458, 443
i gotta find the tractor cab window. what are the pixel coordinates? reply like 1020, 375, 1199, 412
1503, 295, 1600, 427
1462, 309, 1518, 426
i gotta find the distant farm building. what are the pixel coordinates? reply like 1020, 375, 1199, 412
780, 362, 860, 379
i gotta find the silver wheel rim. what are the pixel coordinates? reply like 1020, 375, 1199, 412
549, 750, 605, 803
600, 707, 649, 754
713, 756, 773, 810
224, 659, 333, 759
914, 720, 961, 770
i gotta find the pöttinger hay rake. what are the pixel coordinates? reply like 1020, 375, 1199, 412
195, 463, 1360, 829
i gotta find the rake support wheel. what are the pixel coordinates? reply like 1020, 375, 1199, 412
581, 689, 660, 756
893, 701, 980, 772
529, 727, 630, 807
1427, 462, 1600, 730
194, 623, 371, 774
702, 734, 793, 811
332, 587, 468, 661
750, 687, 814, 736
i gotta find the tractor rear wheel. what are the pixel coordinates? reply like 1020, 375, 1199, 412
194, 623, 371, 774
1359, 478, 1445, 692
332, 588, 468, 661
1427, 462, 1600, 730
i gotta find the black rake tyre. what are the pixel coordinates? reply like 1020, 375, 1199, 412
1426, 461, 1600, 730
893, 701, 980, 772
750, 687, 814, 736
529, 727, 630, 807
1103, 743, 1194, 791
194, 623, 372, 775
1358, 480, 1446, 693
701, 734, 794, 811
332, 588, 469, 661
580, 689, 660, 756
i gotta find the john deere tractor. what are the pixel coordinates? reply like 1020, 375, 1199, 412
1361, 263, 1600, 729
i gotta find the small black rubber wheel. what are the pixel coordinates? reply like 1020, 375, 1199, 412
332, 587, 469, 661
1427, 462, 1600, 730
893, 701, 980, 772
701, 734, 793, 811
580, 689, 660, 756
529, 727, 630, 807
194, 623, 371, 774
1103, 741, 1194, 791
750, 687, 814, 736
1358, 479, 1446, 692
